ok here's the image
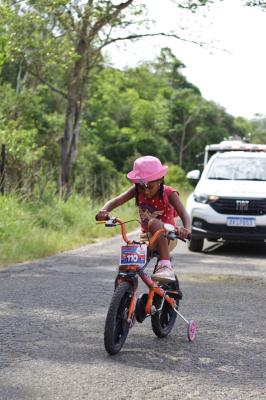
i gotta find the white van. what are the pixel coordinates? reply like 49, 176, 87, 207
186, 151, 266, 252
202, 139, 266, 167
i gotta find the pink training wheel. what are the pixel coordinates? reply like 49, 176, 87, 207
187, 320, 196, 342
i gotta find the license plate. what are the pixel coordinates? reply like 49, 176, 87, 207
226, 217, 256, 227
120, 244, 147, 266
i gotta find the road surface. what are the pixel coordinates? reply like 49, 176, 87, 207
0, 234, 265, 399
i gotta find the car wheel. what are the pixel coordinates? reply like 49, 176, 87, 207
188, 237, 204, 252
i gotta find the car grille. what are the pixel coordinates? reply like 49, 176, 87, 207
205, 224, 266, 234
192, 219, 266, 239
210, 198, 266, 215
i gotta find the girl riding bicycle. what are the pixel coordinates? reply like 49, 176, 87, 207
96, 155, 191, 283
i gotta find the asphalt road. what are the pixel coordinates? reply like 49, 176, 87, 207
0, 234, 266, 400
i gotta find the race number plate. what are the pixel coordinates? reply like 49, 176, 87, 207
226, 217, 256, 227
120, 244, 147, 266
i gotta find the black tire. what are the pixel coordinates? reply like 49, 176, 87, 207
104, 282, 133, 355
188, 237, 204, 252
151, 280, 179, 338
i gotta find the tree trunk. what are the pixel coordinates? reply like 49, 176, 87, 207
179, 114, 193, 168
58, 2, 136, 197
59, 97, 83, 198
59, 32, 88, 198
92, 174, 97, 206
0, 144, 6, 195
179, 115, 188, 168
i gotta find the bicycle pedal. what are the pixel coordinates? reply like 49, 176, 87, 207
173, 290, 183, 300
165, 289, 182, 300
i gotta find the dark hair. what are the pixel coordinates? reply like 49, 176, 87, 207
135, 183, 139, 206
135, 179, 164, 206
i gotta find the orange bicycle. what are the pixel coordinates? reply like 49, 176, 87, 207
97, 216, 196, 355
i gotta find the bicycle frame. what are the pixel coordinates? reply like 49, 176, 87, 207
97, 216, 196, 344
117, 263, 178, 321
101, 217, 179, 322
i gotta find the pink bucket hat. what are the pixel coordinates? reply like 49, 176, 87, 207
127, 156, 168, 184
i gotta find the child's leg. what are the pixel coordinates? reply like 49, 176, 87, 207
148, 219, 175, 282
148, 218, 170, 260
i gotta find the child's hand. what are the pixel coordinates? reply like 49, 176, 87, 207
176, 227, 191, 240
95, 210, 109, 221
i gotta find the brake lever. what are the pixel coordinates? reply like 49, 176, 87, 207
177, 233, 191, 242
166, 232, 191, 242
105, 217, 117, 227
176, 235, 186, 242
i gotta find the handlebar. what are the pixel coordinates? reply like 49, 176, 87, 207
96, 216, 131, 244
167, 231, 191, 242
96, 216, 191, 245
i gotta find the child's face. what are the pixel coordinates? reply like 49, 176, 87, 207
137, 179, 162, 198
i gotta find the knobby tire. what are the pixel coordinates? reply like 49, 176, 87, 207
104, 282, 132, 355
151, 280, 179, 338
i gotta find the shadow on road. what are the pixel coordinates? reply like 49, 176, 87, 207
100, 277, 266, 391
203, 241, 266, 259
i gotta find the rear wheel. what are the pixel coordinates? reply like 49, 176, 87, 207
151, 278, 180, 338
188, 237, 204, 252
104, 282, 133, 355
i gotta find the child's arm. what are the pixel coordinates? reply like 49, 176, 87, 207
169, 192, 191, 238
96, 186, 135, 220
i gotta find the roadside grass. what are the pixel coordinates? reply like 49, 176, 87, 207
0, 188, 190, 267
0, 194, 138, 266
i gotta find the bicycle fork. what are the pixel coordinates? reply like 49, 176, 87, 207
115, 268, 138, 325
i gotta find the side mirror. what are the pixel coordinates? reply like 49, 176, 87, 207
186, 170, 201, 186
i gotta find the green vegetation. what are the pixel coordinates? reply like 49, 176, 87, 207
0, 183, 191, 266
0, 1, 265, 265
1, 1, 265, 197
0, 194, 139, 266
1, 49, 264, 198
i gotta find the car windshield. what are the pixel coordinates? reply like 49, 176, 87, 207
207, 156, 266, 181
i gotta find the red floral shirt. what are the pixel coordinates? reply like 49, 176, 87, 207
137, 185, 179, 232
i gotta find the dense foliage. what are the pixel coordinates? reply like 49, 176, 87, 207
0, 0, 266, 264
0, 1, 265, 200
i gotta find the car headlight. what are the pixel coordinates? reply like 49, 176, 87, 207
193, 193, 219, 204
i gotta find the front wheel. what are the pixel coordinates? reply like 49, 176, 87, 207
104, 282, 133, 355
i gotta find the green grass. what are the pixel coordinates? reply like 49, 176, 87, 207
0, 189, 190, 267
0, 194, 138, 266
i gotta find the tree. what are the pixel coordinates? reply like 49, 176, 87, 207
153, 47, 201, 94
246, 1, 266, 7
168, 89, 205, 167
3, 0, 214, 196
0, 3, 11, 69
83, 65, 173, 173
0, 83, 48, 190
